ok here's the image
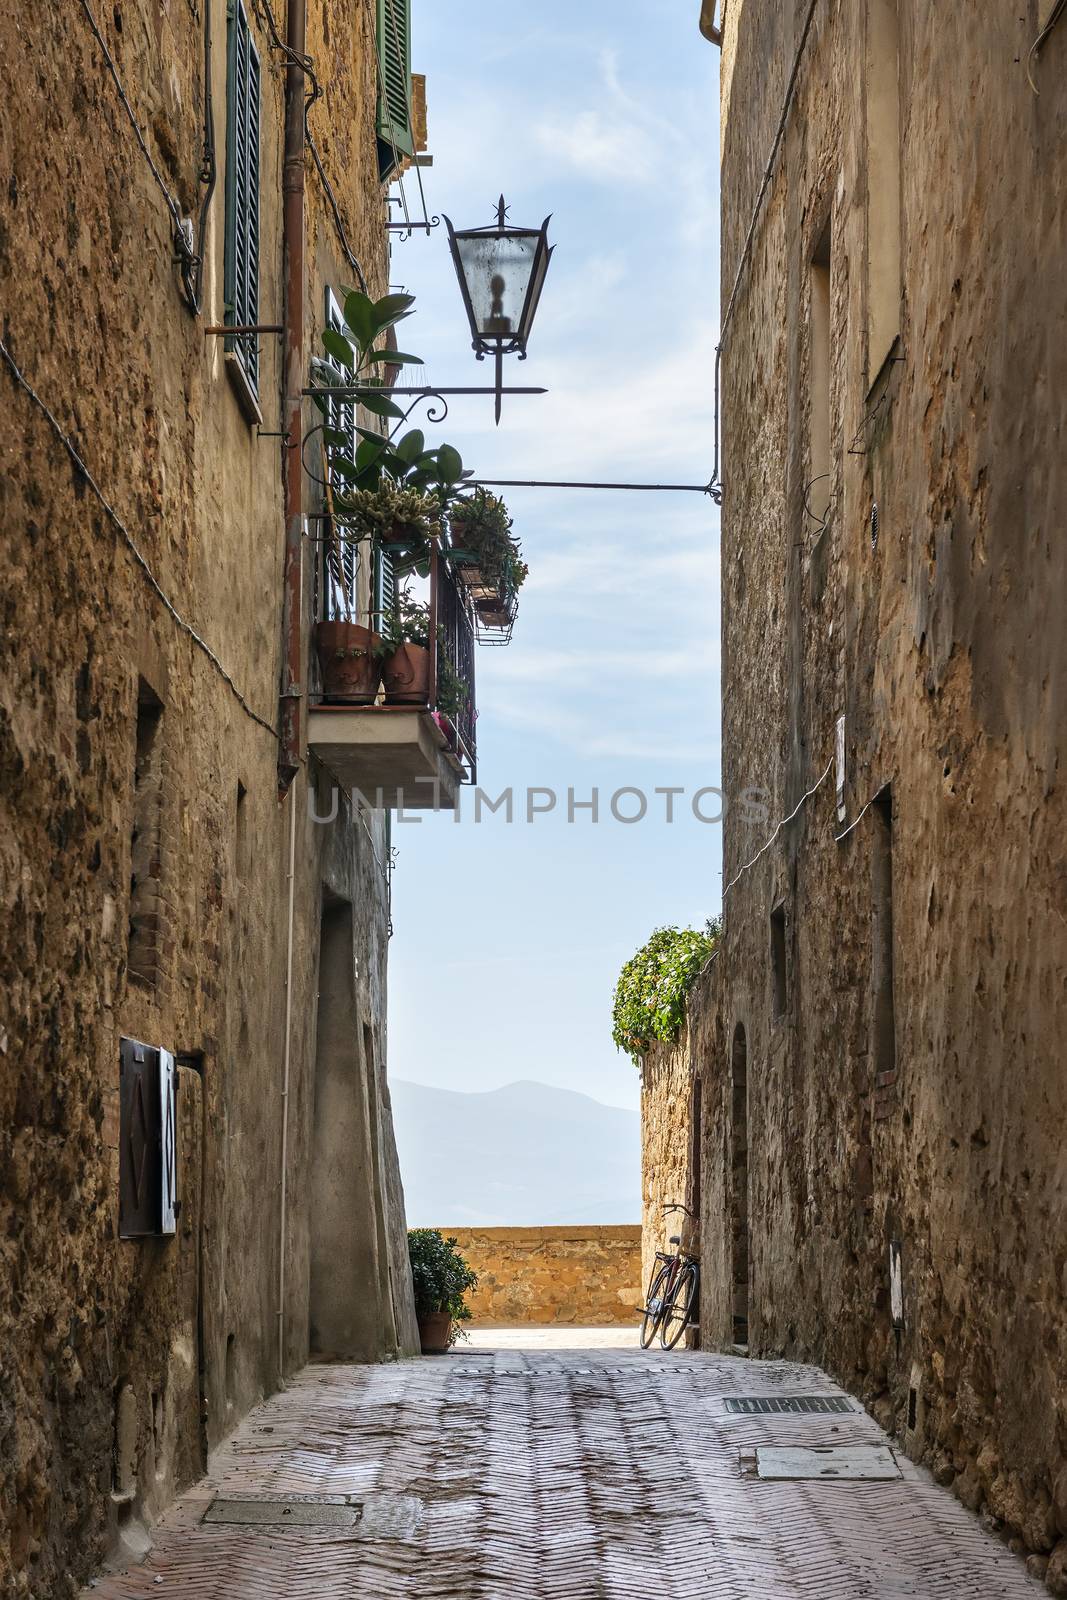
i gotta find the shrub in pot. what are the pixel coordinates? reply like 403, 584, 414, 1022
448, 489, 528, 606
407, 1229, 478, 1353
380, 594, 432, 704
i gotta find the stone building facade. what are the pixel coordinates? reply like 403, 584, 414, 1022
641, 0, 1067, 1583
0, 0, 423, 1592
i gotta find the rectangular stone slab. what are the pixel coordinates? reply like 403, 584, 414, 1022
203, 1497, 360, 1527
755, 1445, 901, 1481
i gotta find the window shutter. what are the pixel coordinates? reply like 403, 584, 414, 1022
323, 290, 360, 619
374, 546, 397, 632
119, 1038, 177, 1239
376, 0, 414, 181
225, 0, 261, 395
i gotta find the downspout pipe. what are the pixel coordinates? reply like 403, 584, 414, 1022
277, 0, 306, 1372
700, 0, 723, 45
278, 0, 307, 795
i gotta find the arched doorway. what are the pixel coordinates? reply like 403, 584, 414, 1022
730, 1024, 750, 1349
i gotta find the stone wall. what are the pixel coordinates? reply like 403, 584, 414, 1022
0, 0, 418, 1592
442, 1227, 642, 1327
646, 3, 1067, 1588
639, 1037, 698, 1299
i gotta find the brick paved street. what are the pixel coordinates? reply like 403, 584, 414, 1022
84, 1338, 1044, 1599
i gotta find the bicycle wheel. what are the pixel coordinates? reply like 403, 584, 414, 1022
640, 1261, 672, 1349
659, 1262, 699, 1349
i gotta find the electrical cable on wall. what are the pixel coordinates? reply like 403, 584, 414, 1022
1028, 0, 1067, 92
720, 758, 834, 902
1, 336, 280, 744
77, 0, 205, 311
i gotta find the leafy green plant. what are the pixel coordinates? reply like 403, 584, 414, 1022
407, 1229, 478, 1337
448, 488, 528, 596
313, 292, 479, 586
382, 591, 431, 652
313, 291, 475, 501
611, 922, 721, 1063
380, 593, 470, 719
435, 653, 470, 721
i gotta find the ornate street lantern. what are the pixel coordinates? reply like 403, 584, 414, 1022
444, 196, 554, 422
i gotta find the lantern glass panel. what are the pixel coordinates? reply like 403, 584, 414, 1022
455, 231, 541, 341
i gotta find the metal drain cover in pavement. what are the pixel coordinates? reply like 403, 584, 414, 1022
204, 1494, 360, 1527
203, 1491, 424, 1539
725, 1394, 856, 1414
755, 1446, 900, 1481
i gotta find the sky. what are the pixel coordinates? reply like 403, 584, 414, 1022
386, 2, 723, 1115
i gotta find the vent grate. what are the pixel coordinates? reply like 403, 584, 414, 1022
724, 1394, 856, 1415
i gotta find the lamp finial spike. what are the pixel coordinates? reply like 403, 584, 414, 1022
496, 194, 508, 227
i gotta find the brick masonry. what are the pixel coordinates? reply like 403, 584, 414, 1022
440, 1226, 642, 1326
80, 1346, 1046, 1598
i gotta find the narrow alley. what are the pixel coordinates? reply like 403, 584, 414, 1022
82, 1336, 1043, 1599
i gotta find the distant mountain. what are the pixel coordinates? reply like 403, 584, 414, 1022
389, 1079, 640, 1227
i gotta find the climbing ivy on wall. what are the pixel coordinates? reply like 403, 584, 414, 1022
611, 923, 720, 1064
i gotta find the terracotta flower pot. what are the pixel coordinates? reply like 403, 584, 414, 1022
417, 1311, 453, 1354
381, 642, 430, 705
315, 621, 381, 704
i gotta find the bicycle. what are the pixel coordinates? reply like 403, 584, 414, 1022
638, 1204, 700, 1350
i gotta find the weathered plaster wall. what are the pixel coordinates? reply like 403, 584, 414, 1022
664, 1, 1067, 1587
0, 0, 417, 1592
444, 1227, 642, 1327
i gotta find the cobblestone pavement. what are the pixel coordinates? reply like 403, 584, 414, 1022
84, 1340, 1044, 1599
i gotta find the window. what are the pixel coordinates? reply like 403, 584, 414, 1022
119, 1038, 177, 1239
128, 680, 164, 988
808, 219, 832, 527
376, 0, 414, 182
224, 0, 261, 410
770, 902, 788, 1020
866, 0, 901, 386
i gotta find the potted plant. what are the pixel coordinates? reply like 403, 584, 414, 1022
407, 1229, 478, 1353
315, 618, 384, 703
332, 481, 440, 578
380, 592, 432, 704
448, 489, 527, 629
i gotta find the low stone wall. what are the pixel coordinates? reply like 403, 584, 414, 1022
438, 1226, 642, 1326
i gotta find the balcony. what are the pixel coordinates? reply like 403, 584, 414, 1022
308, 540, 476, 812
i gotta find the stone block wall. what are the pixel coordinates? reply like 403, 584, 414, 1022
646, 5, 1067, 1588
0, 0, 419, 1590
441, 1227, 642, 1327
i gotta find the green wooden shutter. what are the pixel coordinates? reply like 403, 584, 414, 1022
224, 0, 261, 395
373, 545, 397, 632
323, 290, 358, 619
376, 0, 414, 181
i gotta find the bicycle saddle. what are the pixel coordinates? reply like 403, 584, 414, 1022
668, 1234, 681, 1245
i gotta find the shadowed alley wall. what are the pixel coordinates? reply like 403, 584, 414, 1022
641, 2, 1067, 1587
